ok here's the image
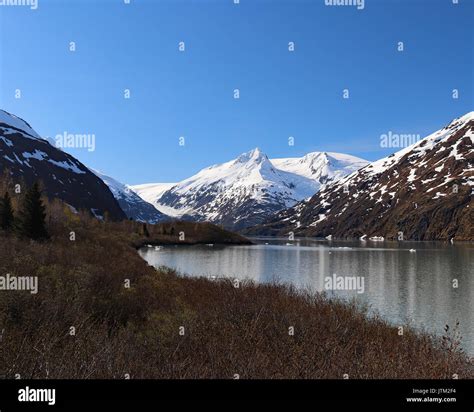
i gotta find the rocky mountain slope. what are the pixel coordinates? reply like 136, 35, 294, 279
93, 171, 169, 223
245, 112, 474, 241
132, 148, 368, 230
0, 109, 126, 221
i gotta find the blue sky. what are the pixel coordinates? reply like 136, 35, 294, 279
0, 0, 472, 184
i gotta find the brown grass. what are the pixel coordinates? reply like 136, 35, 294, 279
0, 202, 472, 379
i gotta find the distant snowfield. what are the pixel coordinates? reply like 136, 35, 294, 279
131, 182, 179, 214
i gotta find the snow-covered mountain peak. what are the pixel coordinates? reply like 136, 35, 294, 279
173, 148, 279, 195
235, 147, 268, 164
131, 148, 368, 229
272, 151, 368, 183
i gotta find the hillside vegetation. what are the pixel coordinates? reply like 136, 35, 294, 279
0, 187, 472, 379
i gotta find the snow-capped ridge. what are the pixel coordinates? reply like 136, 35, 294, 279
443, 111, 474, 129
235, 147, 268, 164
131, 148, 368, 229
355, 110, 474, 180
0, 109, 42, 140
272, 151, 368, 183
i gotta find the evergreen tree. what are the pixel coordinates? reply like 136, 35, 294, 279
0, 191, 14, 231
17, 182, 49, 240
142, 223, 150, 237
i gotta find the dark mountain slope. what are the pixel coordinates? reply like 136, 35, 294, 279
0, 109, 126, 220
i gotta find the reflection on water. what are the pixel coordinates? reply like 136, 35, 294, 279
139, 238, 474, 355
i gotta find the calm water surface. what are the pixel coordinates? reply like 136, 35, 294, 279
139, 238, 474, 355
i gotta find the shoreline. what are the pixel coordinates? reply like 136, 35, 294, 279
242, 235, 474, 244
0, 216, 472, 379
132, 237, 253, 250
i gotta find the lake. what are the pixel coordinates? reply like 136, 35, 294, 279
139, 238, 474, 355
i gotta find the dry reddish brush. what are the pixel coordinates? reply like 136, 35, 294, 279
0, 202, 472, 379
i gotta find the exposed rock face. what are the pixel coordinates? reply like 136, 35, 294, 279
0, 110, 126, 221
245, 113, 474, 241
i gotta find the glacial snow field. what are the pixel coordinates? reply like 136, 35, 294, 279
131, 183, 178, 217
